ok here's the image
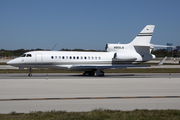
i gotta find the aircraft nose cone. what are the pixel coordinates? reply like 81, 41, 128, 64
6, 58, 23, 67
7, 60, 13, 65
7, 59, 18, 65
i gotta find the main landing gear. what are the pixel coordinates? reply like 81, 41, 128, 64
83, 71, 95, 76
95, 70, 104, 76
28, 68, 32, 77
83, 70, 104, 76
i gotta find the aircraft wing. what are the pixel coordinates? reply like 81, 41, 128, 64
70, 65, 151, 71
70, 56, 167, 70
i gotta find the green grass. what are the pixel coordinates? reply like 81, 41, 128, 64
0, 109, 180, 120
0, 68, 180, 74
0, 63, 8, 65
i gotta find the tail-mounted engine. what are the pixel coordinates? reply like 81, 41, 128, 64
106, 43, 137, 61
113, 53, 137, 61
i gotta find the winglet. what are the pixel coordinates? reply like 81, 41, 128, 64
158, 56, 167, 66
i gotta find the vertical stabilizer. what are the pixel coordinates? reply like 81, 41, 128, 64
130, 25, 155, 46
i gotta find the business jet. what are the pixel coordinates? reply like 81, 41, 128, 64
7, 25, 169, 76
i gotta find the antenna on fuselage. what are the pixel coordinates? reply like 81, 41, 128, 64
52, 43, 57, 51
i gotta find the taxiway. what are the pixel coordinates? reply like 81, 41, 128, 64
0, 73, 180, 113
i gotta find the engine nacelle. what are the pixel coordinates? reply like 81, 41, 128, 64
113, 53, 137, 61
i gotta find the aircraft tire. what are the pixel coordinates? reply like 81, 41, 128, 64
89, 71, 95, 76
28, 74, 32, 77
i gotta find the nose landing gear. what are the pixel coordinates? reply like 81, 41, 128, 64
28, 68, 32, 77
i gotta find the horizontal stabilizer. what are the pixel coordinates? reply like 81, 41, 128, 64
133, 44, 151, 47
133, 44, 175, 49
151, 44, 175, 48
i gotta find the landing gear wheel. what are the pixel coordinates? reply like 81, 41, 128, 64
98, 71, 104, 76
89, 71, 95, 76
83, 71, 95, 76
95, 70, 104, 76
28, 73, 32, 77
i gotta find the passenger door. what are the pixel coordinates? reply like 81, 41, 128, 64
35, 53, 42, 66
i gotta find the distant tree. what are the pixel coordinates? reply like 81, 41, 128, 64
73, 49, 85, 51
177, 51, 180, 57
60, 48, 71, 51
151, 49, 168, 57
35, 48, 44, 51
0, 48, 46, 57
0, 48, 177, 57
59, 48, 105, 52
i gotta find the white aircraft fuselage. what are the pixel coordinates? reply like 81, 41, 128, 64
7, 25, 166, 76
9, 51, 115, 69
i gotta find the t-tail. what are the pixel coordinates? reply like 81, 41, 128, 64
130, 25, 155, 46
106, 25, 156, 62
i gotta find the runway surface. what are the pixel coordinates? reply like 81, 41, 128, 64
0, 73, 180, 113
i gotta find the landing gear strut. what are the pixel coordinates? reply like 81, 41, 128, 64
28, 68, 32, 77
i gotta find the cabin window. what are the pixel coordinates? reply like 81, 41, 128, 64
21, 54, 26, 57
88, 56, 90, 60
95, 57, 97, 60
55, 56, 57, 59
66, 56, 68, 59
59, 56, 61, 59
51, 56, 54, 59
70, 56, 72, 59
77, 56, 79, 59
99, 57, 101, 60
81, 56, 83, 59
26, 54, 32, 57
73, 56, 75, 59
62, 56, 65, 59
84, 56, 87, 59
92, 57, 94, 60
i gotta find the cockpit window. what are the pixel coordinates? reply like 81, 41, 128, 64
21, 54, 26, 57
26, 54, 32, 57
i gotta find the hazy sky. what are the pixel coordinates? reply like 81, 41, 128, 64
1, 0, 180, 50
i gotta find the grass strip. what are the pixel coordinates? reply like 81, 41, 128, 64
0, 109, 180, 120
0, 68, 180, 74
0, 63, 7, 65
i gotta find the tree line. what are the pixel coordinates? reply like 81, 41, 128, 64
0, 48, 179, 58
